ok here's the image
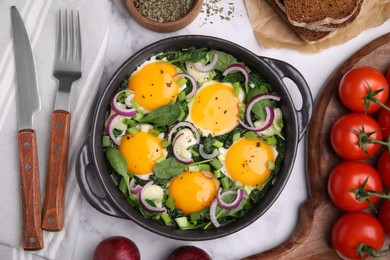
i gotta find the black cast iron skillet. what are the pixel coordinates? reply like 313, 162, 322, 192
75, 35, 313, 241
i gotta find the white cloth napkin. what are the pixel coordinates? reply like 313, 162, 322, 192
0, 0, 110, 259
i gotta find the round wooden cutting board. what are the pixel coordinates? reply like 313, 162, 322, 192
245, 33, 390, 259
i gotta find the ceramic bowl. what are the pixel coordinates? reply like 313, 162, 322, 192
125, 0, 204, 32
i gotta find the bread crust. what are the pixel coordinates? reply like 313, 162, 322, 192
265, 0, 334, 43
284, 0, 362, 27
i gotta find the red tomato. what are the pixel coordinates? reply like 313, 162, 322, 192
328, 161, 383, 211
378, 200, 390, 235
377, 101, 390, 140
339, 66, 389, 114
331, 212, 385, 260
377, 150, 390, 189
386, 67, 390, 83
331, 113, 383, 160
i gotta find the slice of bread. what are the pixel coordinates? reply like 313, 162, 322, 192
275, 0, 362, 32
265, 0, 333, 43
284, 0, 362, 27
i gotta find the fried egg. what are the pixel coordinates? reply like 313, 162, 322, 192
128, 59, 179, 112
187, 81, 244, 137
168, 171, 219, 214
119, 128, 167, 177
219, 137, 278, 189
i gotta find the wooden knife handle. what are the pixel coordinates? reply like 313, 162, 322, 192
18, 129, 44, 250
42, 110, 71, 231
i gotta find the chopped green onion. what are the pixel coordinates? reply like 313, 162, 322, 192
165, 195, 175, 209
244, 185, 252, 196
127, 126, 139, 134
266, 136, 277, 146
177, 77, 187, 87
214, 169, 221, 178
232, 132, 241, 142
191, 149, 199, 157
134, 112, 144, 122
217, 153, 225, 162
190, 212, 200, 221
161, 139, 171, 148
178, 106, 186, 121
161, 212, 172, 225
221, 176, 231, 189
210, 158, 223, 170
233, 82, 241, 96
175, 216, 190, 230
266, 160, 275, 170
102, 136, 111, 147
188, 165, 199, 172
244, 131, 259, 140
212, 139, 224, 148
178, 91, 187, 101
198, 164, 211, 171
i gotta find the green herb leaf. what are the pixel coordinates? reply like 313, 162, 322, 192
106, 148, 127, 176
140, 104, 181, 126
213, 51, 237, 71
246, 86, 271, 120
152, 158, 188, 179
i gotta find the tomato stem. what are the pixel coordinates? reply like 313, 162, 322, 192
357, 243, 390, 258
364, 81, 390, 113
349, 177, 390, 212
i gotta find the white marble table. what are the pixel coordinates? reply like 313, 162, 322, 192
73, 1, 390, 259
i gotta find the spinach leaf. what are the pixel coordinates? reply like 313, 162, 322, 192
213, 51, 237, 71
156, 47, 208, 63
106, 148, 127, 176
152, 158, 188, 179
106, 148, 131, 194
140, 104, 181, 126
246, 85, 271, 120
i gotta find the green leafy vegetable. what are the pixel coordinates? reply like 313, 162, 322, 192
140, 104, 181, 125
156, 47, 208, 63
212, 51, 237, 71
152, 158, 188, 179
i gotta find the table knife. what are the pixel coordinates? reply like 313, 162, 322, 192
11, 6, 44, 250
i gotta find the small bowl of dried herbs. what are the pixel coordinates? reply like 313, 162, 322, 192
125, 0, 204, 33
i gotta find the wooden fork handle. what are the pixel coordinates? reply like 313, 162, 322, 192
42, 110, 71, 231
18, 129, 44, 250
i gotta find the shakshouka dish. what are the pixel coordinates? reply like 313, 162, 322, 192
102, 47, 285, 230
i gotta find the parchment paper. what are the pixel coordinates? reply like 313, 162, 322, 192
244, 0, 390, 52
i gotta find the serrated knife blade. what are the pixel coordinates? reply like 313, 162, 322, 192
11, 6, 44, 250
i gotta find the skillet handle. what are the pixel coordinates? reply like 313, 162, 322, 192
75, 138, 127, 219
259, 56, 313, 141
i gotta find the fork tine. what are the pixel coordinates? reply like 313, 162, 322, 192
55, 9, 63, 60
70, 9, 81, 62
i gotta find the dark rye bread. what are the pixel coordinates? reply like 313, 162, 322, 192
284, 0, 362, 27
265, 0, 332, 43
276, 0, 362, 32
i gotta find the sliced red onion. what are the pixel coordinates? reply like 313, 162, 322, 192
216, 188, 244, 210
193, 52, 219, 72
167, 122, 200, 143
172, 133, 194, 165
199, 144, 220, 159
129, 178, 142, 195
209, 199, 220, 228
139, 181, 166, 213
174, 73, 198, 99
245, 93, 281, 127
239, 105, 275, 132
105, 113, 127, 145
222, 64, 249, 85
110, 89, 137, 117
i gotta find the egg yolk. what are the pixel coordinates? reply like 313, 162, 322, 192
118, 131, 164, 175
190, 83, 239, 136
168, 171, 219, 214
128, 61, 179, 111
225, 138, 275, 186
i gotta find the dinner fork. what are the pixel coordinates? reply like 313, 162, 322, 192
42, 9, 82, 231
